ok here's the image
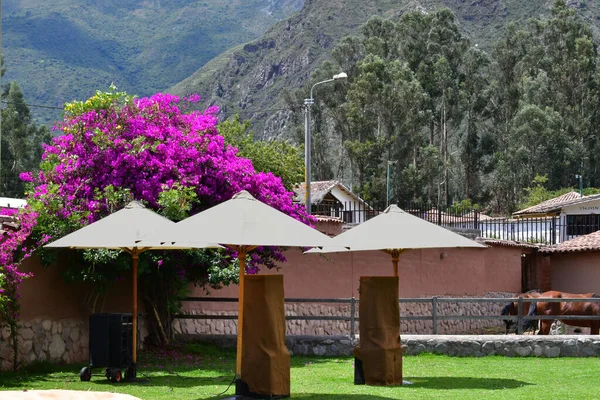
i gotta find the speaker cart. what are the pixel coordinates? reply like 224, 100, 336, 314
79, 313, 135, 383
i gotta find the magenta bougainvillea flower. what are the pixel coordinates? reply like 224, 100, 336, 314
0, 89, 312, 323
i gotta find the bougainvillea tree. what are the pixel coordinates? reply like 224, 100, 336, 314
17, 86, 311, 344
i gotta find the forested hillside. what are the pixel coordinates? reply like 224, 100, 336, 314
169, 0, 599, 140
173, 0, 600, 213
2, 0, 303, 124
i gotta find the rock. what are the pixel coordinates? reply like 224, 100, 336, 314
1, 326, 11, 341
42, 320, 52, 331
514, 346, 532, 356
544, 346, 560, 358
20, 328, 34, 341
19, 339, 33, 355
61, 327, 71, 342
561, 340, 579, 357
482, 341, 495, 354
49, 334, 66, 359
313, 345, 326, 356
433, 342, 448, 354
70, 327, 80, 342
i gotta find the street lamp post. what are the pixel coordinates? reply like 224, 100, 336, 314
386, 160, 397, 208
575, 174, 583, 197
304, 72, 347, 214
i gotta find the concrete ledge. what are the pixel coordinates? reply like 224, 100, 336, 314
179, 334, 600, 357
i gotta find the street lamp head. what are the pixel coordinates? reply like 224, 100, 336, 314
333, 72, 348, 80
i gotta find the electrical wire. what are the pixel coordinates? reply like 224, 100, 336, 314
1, 100, 64, 110
1, 100, 301, 116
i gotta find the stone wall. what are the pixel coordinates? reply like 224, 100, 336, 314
173, 292, 515, 336
0, 317, 148, 371
184, 334, 600, 358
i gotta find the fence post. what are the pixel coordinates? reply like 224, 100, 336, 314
350, 297, 356, 338
517, 296, 523, 335
432, 296, 438, 334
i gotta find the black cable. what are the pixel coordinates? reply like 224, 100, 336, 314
1, 100, 64, 110
215, 375, 236, 396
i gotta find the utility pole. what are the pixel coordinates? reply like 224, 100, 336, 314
386, 160, 397, 208
303, 72, 347, 214
1, 0, 3, 195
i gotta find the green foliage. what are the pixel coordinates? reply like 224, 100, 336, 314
1, 80, 52, 197
217, 115, 305, 190
520, 175, 551, 210
447, 199, 480, 214
157, 183, 198, 222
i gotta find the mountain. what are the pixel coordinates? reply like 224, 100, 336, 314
2, 0, 303, 125
169, 0, 600, 140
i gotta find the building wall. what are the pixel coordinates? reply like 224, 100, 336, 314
3, 244, 524, 369
184, 246, 520, 305
330, 186, 368, 224
483, 246, 523, 292
1, 254, 147, 371
177, 245, 523, 336
550, 252, 600, 294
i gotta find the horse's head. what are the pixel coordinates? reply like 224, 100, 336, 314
501, 298, 538, 334
501, 302, 516, 334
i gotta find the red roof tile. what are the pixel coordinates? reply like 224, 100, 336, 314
513, 191, 582, 216
541, 230, 600, 253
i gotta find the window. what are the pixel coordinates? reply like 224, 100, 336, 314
566, 214, 600, 236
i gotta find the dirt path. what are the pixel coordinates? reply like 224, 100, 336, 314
1, 390, 142, 400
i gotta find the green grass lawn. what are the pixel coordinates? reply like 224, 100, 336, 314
1, 343, 599, 399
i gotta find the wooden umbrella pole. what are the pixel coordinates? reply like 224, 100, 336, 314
392, 251, 399, 277
235, 248, 247, 377
132, 252, 139, 366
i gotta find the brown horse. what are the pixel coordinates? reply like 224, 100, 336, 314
501, 290, 542, 334
530, 290, 600, 335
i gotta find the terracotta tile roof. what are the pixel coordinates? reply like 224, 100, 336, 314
293, 180, 372, 209
293, 180, 339, 204
541, 230, 600, 253
513, 191, 582, 216
313, 215, 343, 223
478, 238, 544, 249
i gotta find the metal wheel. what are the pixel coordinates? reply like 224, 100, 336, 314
79, 366, 92, 382
110, 369, 122, 383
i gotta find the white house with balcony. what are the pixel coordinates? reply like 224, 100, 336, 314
478, 192, 600, 244
293, 180, 375, 224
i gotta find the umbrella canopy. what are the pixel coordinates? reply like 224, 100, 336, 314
320, 204, 485, 251
154, 190, 333, 248
141, 190, 334, 381
308, 204, 485, 275
45, 201, 222, 378
44, 201, 219, 251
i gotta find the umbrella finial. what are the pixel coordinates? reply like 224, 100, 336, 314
126, 201, 146, 209
384, 204, 406, 214
232, 190, 256, 201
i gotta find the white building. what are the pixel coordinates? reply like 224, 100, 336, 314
479, 192, 600, 244
293, 180, 375, 224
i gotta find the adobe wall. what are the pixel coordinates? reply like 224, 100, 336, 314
550, 252, 600, 294
176, 245, 522, 336
0, 255, 148, 370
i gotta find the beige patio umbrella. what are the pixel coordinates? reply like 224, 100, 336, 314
45, 201, 222, 379
142, 190, 334, 391
309, 204, 485, 275
308, 204, 485, 385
